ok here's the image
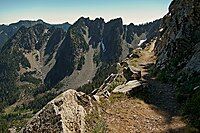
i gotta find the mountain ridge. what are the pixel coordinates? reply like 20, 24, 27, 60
0, 19, 71, 49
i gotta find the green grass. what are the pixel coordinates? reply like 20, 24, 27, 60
85, 106, 107, 133
0, 108, 33, 132
108, 93, 127, 104
107, 75, 126, 92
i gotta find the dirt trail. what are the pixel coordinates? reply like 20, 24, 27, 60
103, 41, 186, 133
139, 40, 180, 115
104, 98, 185, 133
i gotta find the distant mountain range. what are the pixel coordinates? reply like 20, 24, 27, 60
0, 19, 71, 49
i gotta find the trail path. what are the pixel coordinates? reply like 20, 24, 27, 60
103, 41, 186, 133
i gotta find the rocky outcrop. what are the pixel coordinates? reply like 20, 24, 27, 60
155, 0, 200, 73
123, 64, 141, 81
21, 89, 92, 133
95, 74, 118, 97
112, 80, 142, 94
94, 60, 142, 97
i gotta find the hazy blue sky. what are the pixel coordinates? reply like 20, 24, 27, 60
0, 0, 172, 25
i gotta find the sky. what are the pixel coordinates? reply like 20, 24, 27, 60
0, 0, 172, 25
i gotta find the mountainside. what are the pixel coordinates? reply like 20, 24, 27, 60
1, 23, 66, 78
154, 0, 200, 128
0, 23, 67, 118
0, 19, 70, 49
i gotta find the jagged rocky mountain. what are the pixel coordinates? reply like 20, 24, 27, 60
0, 19, 70, 49
0, 17, 161, 89
45, 17, 161, 87
1, 23, 66, 81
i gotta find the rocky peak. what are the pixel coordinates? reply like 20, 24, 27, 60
102, 18, 124, 62
44, 18, 90, 87
88, 18, 105, 47
125, 19, 161, 46
44, 17, 126, 87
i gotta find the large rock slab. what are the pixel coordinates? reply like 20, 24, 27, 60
21, 89, 92, 133
112, 80, 142, 94
95, 74, 118, 98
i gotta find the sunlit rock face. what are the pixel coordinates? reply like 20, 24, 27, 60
21, 89, 92, 133
155, 0, 200, 73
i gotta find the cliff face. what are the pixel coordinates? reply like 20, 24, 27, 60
44, 18, 90, 87
155, 0, 200, 89
101, 18, 124, 62
155, 0, 200, 72
88, 18, 105, 48
154, 0, 200, 127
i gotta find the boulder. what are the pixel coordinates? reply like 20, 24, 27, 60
123, 65, 141, 81
112, 80, 142, 94
120, 61, 129, 67
92, 95, 100, 103
21, 89, 92, 133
